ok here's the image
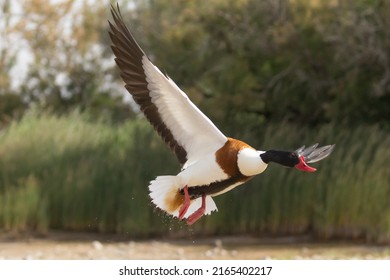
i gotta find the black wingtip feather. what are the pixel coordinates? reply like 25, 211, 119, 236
108, 3, 188, 164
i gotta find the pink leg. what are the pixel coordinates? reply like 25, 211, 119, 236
178, 185, 191, 220
186, 194, 206, 225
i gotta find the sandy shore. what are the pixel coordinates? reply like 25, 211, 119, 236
0, 232, 389, 260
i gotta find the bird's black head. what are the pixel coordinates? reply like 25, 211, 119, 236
260, 150, 300, 168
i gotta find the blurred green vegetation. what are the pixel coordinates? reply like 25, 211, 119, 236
0, 112, 389, 242
0, 0, 389, 242
131, 0, 390, 130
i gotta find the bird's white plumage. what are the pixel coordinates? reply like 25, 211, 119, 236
148, 175, 218, 217
142, 57, 227, 168
237, 148, 268, 176
178, 154, 228, 188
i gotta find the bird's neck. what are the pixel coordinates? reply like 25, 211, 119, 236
260, 150, 294, 167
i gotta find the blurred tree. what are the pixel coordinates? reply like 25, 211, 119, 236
0, 0, 27, 127
127, 0, 390, 130
8, 0, 134, 123
0, 0, 13, 94
1, 0, 389, 127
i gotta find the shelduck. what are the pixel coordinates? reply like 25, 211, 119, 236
108, 5, 335, 225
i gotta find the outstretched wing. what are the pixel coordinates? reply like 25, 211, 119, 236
108, 5, 227, 167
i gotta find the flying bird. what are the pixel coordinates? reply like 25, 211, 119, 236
108, 5, 335, 225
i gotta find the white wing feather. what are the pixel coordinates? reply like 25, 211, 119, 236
142, 57, 227, 167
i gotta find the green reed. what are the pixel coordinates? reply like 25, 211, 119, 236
0, 112, 389, 242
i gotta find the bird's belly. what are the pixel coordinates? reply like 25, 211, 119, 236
185, 175, 253, 198
177, 154, 253, 198
211, 181, 244, 197
178, 155, 229, 187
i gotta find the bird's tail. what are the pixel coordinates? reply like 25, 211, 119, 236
148, 175, 218, 219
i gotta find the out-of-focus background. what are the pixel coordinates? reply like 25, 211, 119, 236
0, 0, 390, 259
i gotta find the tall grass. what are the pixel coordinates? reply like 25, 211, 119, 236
0, 111, 179, 236
0, 112, 389, 242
